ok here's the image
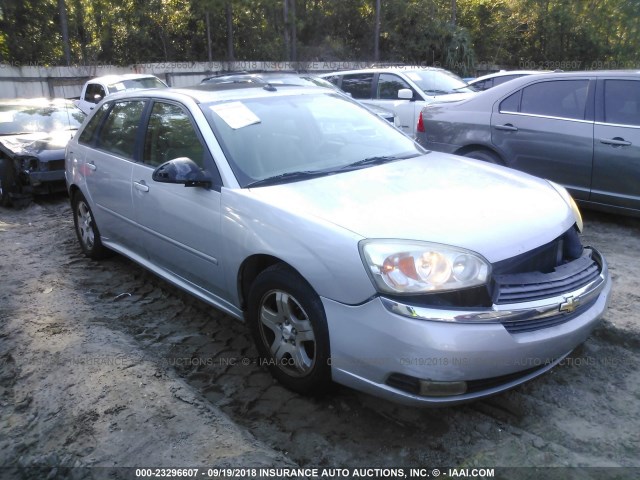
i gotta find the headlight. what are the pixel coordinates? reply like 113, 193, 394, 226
359, 240, 490, 294
547, 181, 583, 233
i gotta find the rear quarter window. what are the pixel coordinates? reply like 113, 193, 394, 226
78, 103, 110, 145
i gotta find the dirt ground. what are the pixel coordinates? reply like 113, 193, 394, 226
1, 195, 639, 479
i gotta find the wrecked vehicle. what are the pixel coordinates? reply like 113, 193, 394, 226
0, 98, 85, 207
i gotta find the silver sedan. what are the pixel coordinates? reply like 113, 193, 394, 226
65, 84, 611, 406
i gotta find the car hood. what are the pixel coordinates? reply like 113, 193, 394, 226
0, 131, 74, 157
246, 154, 575, 263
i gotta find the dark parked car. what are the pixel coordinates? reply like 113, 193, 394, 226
0, 98, 85, 206
416, 70, 640, 217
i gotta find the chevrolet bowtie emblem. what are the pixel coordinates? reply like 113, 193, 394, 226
559, 295, 578, 313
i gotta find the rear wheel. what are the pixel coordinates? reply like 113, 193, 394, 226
72, 191, 110, 259
248, 264, 332, 395
463, 149, 503, 165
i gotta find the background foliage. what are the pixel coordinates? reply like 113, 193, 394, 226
1, 0, 639, 75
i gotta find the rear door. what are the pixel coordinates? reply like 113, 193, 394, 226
491, 78, 595, 200
591, 77, 640, 212
131, 100, 226, 298
82, 100, 146, 248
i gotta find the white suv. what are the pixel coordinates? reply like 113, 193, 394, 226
321, 66, 475, 136
75, 74, 167, 114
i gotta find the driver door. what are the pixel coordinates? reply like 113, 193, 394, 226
131, 100, 226, 298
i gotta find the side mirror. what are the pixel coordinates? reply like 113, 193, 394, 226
398, 89, 414, 100
152, 157, 212, 188
92, 93, 103, 103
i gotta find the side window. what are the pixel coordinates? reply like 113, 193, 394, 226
96, 100, 145, 159
78, 102, 110, 145
341, 74, 374, 99
143, 102, 205, 168
473, 79, 491, 91
84, 83, 106, 103
499, 91, 521, 112
520, 80, 589, 120
604, 79, 640, 126
323, 75, 340, 87
377, 73, 411, 100
492, 75, 521, 87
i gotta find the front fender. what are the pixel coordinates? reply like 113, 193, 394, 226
221, 188, 376, 306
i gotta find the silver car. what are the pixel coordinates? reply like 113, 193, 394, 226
65, 84, 611, 406
416, 70, 640, 217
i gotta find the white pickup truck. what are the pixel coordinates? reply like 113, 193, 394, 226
75, 74, 167, 114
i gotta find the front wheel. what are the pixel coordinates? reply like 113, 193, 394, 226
247, 264, 332, 395
72, 191, 110, 259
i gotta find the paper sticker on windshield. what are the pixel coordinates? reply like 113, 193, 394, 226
406, 72, 421, 82
210, 102, 261, 129
112, 82, 125, 91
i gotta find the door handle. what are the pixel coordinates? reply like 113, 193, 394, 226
494, 124, 518, 132
600, 137, 631, 147
86, 162, 97, 171
133, 181, 149, 192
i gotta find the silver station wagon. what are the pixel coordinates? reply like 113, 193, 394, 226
65, 83, 611, 406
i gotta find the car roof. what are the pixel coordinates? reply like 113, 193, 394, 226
320, 66, 448, 75
89, 74, 161, 84
469, 70, 547, 83
100, 84, 332, 105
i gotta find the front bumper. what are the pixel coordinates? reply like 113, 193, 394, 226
323, 252, 612, 406
28, 169, 66, 185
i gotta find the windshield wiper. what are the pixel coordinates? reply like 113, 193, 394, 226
336, 153, 420, 172
245, 170, 330, 188
423, 89, 451, 95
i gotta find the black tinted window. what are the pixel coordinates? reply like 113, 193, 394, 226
377, 73, 411, 100
473, 79, 492, 91
492, 74, 523, 87
341, 74, 374, 99
84, 83, 106, 103
604, 79, 640, 126
499, 91, 521, 112
520, 80, 589, 120
79, 103, 110, 145
96, 100, 145, 159
144, 102, 205, 167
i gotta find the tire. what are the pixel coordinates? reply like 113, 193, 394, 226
247, 264, 332, 395
463, 149, 503, 165
0, 158, 18, 207
72, 191, 110, 259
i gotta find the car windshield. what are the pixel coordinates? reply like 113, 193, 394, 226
202, 92, 422, 187
107, 77, 167, 93
405, 69, 475, 95
0, 102, 85, 135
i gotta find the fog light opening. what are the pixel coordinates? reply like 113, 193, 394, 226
419, 380, 467, 397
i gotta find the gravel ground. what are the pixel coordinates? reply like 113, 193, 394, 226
1, 195, 639, 479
